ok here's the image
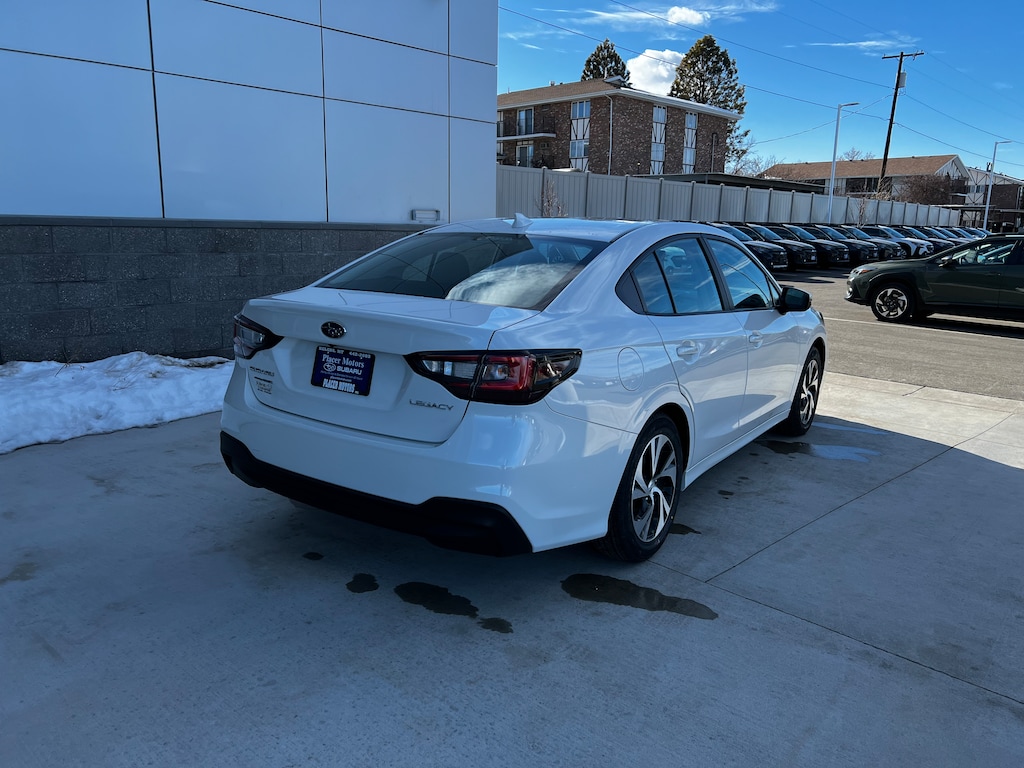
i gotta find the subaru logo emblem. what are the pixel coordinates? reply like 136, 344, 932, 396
321, 322, 346, 339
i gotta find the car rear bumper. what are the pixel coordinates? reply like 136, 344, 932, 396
220, 364, 632, 554
221, 432, 533, 556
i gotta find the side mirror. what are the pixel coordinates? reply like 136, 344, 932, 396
939, 257, 958, 269
779, 286, 811, 313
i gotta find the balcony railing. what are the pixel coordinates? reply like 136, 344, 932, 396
497, 118, 557, 139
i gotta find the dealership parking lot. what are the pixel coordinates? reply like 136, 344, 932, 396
2, 272, 1023, 767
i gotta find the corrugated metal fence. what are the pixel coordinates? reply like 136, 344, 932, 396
496, 165, 956, 226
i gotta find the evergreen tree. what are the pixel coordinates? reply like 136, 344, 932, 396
669, 35, 749, 165
581, 39, 630, 84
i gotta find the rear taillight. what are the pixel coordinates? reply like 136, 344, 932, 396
406, 350, 581, 405
232, 314, 282, 359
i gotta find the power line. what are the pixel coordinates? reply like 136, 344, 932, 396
498, 4, 1021, 165
499, 6, 835, 109
902, 95, 1013, 141
803, 0, 1024, 119
893, 123, 1024, 168
604, 0, 890, 90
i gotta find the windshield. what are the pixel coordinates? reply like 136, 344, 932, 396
318, 231, 608, 310
749, 225, 782, 242
843, 226, 871, 240
902, 226, 929, 239
819, 225, 845, 239
880, 226, 903, 238
786, 225, 815, 242
715, 224, 751, 241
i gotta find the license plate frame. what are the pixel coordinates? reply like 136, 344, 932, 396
310, 346, 375, 396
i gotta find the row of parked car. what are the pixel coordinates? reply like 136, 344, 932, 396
706, 222, 991, 272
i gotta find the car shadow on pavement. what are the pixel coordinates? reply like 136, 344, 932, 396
3, 411, 1024, 766
915, 314, 1024, 339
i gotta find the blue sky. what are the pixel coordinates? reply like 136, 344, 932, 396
497, 1, 1024, 176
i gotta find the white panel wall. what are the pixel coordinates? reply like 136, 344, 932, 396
224, 0, 321, 25
150, 0, 322, 96
450, 0, 499, 63
450, 120, 498, 221
0, 1, 498, 224
322, 0, 448, 54
158, 76, 326, 221
323, 31, 448, 115
0, 51, 161, 217
0, 0, 151, 68
327, 103, 448, 222
451, 59, 497, 122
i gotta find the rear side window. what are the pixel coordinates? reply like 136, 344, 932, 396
620, 237, 723, 315
704, 238, 778, 310
318, 232, 607, 310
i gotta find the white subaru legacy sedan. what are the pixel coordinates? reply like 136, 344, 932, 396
221, 217, 826, 561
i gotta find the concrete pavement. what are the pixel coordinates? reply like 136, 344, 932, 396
1, 374, 1023, 767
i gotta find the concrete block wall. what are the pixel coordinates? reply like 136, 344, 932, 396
0, 218, 421, 364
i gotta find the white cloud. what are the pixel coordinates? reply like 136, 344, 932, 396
627, 49, 685, 95
667, 7, 711, 25
808, 40, 904, 52
572, 7, 708, 31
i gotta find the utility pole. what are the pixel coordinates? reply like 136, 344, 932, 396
878, 50, 924, 199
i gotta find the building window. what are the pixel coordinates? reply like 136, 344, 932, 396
651, 106, 666, 175
571, 100, 591, 120
497, 112, 504, 162
682, 112, 697, 173
516, 142, 534, 167
570, 100, 590, 171
517, 108, 533, 135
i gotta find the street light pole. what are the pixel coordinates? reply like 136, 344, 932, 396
983, 140, 1011, 232
828, 102, 859, 224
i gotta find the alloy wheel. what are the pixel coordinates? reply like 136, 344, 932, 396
631, 434, 678, 542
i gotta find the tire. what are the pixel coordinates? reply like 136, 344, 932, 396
870, 282, 915, 322
775, 347, 823, 437
594, 415, 684, 562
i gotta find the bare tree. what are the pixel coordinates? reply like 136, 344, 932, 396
894, 174, 955, 206
538, 178, 567, 217
729, 149, 783, 177
839, 147, 875, 161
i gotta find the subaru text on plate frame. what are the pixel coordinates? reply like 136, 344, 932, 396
221, 216, 827, 561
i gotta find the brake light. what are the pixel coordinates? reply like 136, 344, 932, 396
232, 314, 282, 359
406, 350, 581, 404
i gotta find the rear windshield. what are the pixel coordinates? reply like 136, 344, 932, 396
317, 232, 608, 310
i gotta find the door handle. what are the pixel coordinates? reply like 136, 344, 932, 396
748, 332, 763, 348
675, 341, 700, 361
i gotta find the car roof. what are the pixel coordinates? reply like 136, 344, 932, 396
429, 216, 661, 243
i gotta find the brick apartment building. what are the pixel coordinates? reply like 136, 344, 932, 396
497, 78, 738, 176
